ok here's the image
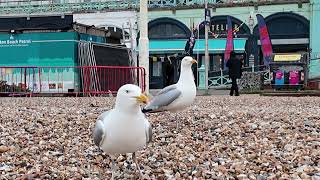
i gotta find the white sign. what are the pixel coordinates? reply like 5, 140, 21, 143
0, 36, 32, 47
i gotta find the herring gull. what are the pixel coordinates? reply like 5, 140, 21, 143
142, 56, 197, 129
93, 84, 151, 179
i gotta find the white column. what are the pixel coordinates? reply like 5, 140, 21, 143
138, 0, 150, 93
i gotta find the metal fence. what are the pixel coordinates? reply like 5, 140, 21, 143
208, 65, 271, 88
0, 66, 146, 96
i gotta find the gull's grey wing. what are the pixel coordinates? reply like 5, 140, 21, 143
143, 86, 181, 112
93, 111, 110, 147
156, 84, 177, 96
145, 121, 152, 143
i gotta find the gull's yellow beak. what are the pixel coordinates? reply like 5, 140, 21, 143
192, 59, 198, 64
135, 93, 149, 104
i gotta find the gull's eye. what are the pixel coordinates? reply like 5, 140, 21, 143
125, 90, 130, 94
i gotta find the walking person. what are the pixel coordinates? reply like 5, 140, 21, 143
226, 51, 243, 96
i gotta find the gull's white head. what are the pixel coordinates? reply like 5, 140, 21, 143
115, 84, 148, 110
181, 56, 197, 69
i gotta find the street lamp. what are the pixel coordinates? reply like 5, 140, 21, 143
139, 0, 150, 93
204, 0, 210, 92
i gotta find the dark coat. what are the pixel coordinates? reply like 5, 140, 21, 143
226, 57, 243, 79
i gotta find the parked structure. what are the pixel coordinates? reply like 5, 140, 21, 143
0, 15, 138, 95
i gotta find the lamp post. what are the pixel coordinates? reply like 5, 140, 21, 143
139, 0, 149, 93
204, 0, 210, 92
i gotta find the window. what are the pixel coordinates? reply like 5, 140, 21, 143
149, 23, 187, 39
210, 55, 223, 72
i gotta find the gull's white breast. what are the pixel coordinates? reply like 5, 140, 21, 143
100, 111, 147, 154
167, 81, 196, 112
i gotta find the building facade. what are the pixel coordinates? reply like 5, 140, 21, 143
144, 1, 317, 88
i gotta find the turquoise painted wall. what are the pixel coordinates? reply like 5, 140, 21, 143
0, 31, 112, 93
309, 0, 320, 79
0, 32, 79, 92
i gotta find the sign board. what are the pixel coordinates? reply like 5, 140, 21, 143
198, 16, 248, 38
204, 8, 211, 25
274, 54, 301, 62
0, 32, 77, 66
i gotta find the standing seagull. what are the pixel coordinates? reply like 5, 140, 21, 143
93, 84, 151, 179
142, 56, 197, 129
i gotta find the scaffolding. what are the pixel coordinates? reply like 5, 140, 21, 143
78, 41, 101, 95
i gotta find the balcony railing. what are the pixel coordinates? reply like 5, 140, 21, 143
0, 0, 308, 15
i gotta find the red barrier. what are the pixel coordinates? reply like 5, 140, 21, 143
0, 66, 146, 97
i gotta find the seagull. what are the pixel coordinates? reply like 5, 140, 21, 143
142, 56, 197, 130
93, 84, 152, 179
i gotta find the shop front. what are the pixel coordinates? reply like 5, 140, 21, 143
141, 16, 251, 89
197, 15, 251, 77
140, 17, 191, 89
270, 53, 307, 90
253, 12, 310, 65
148, 38, 247, 87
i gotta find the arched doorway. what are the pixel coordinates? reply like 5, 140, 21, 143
147, 17, 191, 39
137, 17, 191, 89
253, 12, 309, 65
